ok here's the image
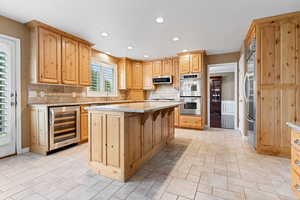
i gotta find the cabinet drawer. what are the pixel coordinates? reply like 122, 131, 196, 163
292, 147, 300, 175
180, 115, 202, 129
291, 170, 300, 199
292, 130, 300, 151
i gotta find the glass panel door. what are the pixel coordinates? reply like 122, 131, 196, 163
0, 36, 16, 158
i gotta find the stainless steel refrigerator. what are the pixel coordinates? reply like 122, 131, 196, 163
244, 39, 256, 149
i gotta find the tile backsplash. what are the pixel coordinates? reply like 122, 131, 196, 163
147, 85, 180, 100
28, 84, 127, 104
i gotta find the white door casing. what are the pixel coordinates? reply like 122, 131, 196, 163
0, 35, 18, 158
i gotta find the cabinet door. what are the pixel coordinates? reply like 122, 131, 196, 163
80, 112, 88, 142
143, 62, 154, 90
162, 112, 169, 142
78, 43, 91, 86
153, 60, 162, 77
62, 37, 78, 85
106, 114, 121, 168
179, 55, 190, 74
168, 111, 175, 141
190, 54, 202, 73
162, 58, 173, 75
118, 59, 126, 89
172, 58, 179, 89
132, 62, 143, 89
38, 27, 61, 83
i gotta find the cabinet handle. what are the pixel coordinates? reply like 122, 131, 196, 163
294, 184, 300, 192
295, 160, 300, 166
295, 139, 300, 146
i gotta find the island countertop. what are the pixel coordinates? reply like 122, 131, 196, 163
86, 101, 182, 113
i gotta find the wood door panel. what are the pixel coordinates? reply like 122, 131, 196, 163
162, 59, 173, 75
172, 58, 179, 89
90, 113, 104, 163
280, 18, 297, 84
153, 112, 162, 146
280, 88, 296, 148
260, 24, 277, 85
153, 61, 162, 77
106, 115, 121, 168
62, 37, 78, 85
297, 87, 300, 123
179, 55, 190, 74
78, 43, 91, 86
143, 115, 153, 155
132, 62, 143, 89
260, 88, 277, 146
143, 62, 154, 90
191, 54, 200, 73
127, 115, 142, 165
38, 27, 61, 83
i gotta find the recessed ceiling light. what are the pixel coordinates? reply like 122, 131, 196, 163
101, 32, 109, 37
182, 49, 188, 52
127, 46, 133, 50
172, 37, 179, 41
144, 55, 149, 58
155, 17, 164, 24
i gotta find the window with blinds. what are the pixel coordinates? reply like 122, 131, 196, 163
0, 51, 7, 137
88, 62, 117, 96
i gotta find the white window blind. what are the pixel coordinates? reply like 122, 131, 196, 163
0, 51, 8, 137
88, 62, 117, 96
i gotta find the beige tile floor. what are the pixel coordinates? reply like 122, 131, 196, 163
0, 128, 297, 200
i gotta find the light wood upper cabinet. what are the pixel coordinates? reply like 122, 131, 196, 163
132, 62, 143, 89
143, 61, 154, 90
190, 54, 202, 73
27, 20, 93, 86
152, 60, 162, 77
162, 58, 173, 75
38, 27, 62, 84
179, 55, 190, 74
118, 58, 132, 90
78, 43, 91, 86
62, 37, 78, 85
179, 52, 205, 74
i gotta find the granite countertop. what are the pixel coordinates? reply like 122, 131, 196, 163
28, 100, 139, 107
86, 102, 183, 113
286, 122, 300, 132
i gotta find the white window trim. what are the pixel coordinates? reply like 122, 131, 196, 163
87, 61, 119, 97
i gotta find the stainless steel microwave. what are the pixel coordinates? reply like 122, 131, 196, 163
152, 76, 172, 85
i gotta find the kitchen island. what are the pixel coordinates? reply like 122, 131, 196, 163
86, 102, 182, 181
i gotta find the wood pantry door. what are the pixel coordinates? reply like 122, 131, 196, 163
0, 35, 17, 158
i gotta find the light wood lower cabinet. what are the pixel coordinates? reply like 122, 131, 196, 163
179, 115, 203, 130
291, 127, 300, 199
89, 108, 176, 181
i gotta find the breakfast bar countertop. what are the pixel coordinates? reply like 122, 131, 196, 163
86, 102, 183, 113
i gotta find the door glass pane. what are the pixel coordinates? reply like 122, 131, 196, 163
0, 51, 8, 137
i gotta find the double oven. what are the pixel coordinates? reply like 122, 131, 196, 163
180, 74, 202, 115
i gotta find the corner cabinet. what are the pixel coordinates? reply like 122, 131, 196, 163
27, 20, 93, 86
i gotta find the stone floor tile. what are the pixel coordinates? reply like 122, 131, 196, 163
166, 178, 197, 199
213, 188, 243, 200
160, 192, 178, 200
195, 192, 225, 200
197, 184, 212, 194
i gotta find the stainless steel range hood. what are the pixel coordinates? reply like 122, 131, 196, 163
152, 76, 172, 85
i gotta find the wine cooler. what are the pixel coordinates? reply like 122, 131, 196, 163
49, 106, 80, 150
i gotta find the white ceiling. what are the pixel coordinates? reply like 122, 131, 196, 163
1, 0, 300, 60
